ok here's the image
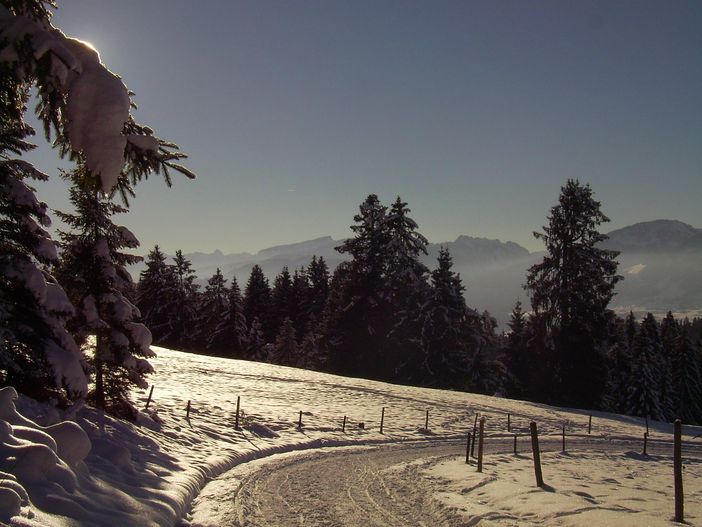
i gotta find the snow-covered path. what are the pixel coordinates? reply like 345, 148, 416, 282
207, 441, 465, 527
189, 435, 702, 527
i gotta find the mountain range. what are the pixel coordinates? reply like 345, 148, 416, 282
131, 219, 702, 326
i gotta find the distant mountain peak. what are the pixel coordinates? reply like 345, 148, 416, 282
604, 219, 702, 252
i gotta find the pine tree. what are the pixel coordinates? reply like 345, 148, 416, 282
525, 179, 621, 408
55, 167, 153, 417
307, 255, 330, 319
1, 2, 193, 406
166, 250, 199, 349
270, 266, 293, 337
329, 195, 392, 378
246, 317, 266, 361
135, 246, 174, 342
658, 311, 678, 418
298, 314, 324, 370
626, 313, 665, 420
601, 314, 634, 413
384, 197, 430, 380
0, 51, 86, 402
271, 317, 297, 366
244, 265, 272, 341
198, 268, 229, 352
290, 267, 311, 341
671, 321, 702, 424
209, 275, 248, 356
419, 248, 470, 388
504, 301, 528, 396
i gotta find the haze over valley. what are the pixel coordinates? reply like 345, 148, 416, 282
132, 219, 702, 326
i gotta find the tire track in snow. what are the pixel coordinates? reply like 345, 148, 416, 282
229, 441, 466, 527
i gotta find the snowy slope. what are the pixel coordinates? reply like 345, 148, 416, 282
2, 347, 701, 526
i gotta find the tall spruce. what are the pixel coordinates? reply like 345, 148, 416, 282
244, 265, 272, 341
270, 266, 293, 336
271, 317, 298, 366
135, 246, 173, 342
504, 301, 528, 396
55, 167, 153, 417
419, 248, 470, 388
166, 250, 199, 349
329, 195, 391, 378
525, 179, 621, 407
198, 268, 228, 352
210, 276, 248, 357
671, 320, 702, 424
626, 313, 665, 420
307, 256, 330, 319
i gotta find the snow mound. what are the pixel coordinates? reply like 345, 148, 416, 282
0, 387, 88, 522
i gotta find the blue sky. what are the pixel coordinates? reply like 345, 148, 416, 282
25, 0, 702, 254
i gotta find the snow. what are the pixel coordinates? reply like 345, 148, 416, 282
2, 348, 701, 526
117, 226, 140, 249
424, 449, 702, 525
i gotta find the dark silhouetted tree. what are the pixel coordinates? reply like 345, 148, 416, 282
525, 179, 621, 408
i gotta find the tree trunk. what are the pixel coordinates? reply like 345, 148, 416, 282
94, 333, 106, 409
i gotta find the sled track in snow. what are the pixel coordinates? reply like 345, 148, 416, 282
216, 436, 702, 527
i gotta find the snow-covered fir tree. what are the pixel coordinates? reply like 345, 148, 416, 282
270, 266, 293, 337
657, 311, 677, 419
271, 317, 298, 366
671, 320, 702, 424
1, 2, 193, 406
244, 265, 272, 341
384, 197, 430, 381
246, 317, 266, 360
290, 267, 311, 341
0, 23, 85, 402
135, 246, 174, 342
418, 248, 470, 388
209, 275, 248, 356
197, 268, 228, 351
166, 250, 199, 349
626, 313, 665, 420
55, 167, 153, 417
307, 255, 330, 319
298, 314, 324, 370
503, 301, 528, 396
525, 179, 621, 408
601, 314, 634, 413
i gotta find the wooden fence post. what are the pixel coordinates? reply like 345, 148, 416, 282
380, 407, 386, 434
477, 417, 485, 473
465, 432, 471, 464
513, 433, 517, 455
588, 415, 592, 434
562, 423, 566, 452
145, 385, 154, 410
425, 409, 429, 430
298, 410, 303, 429
643, 432, 648, 455
471, 413, 479, 457
342, 415, 347, 432
235, 395, 241, 430
674, 419, 684, 523
530, 421, 544, 487
186, 400, 191, 419
507, 413, 511, 432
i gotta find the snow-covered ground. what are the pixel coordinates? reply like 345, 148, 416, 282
2, 346, 701, 526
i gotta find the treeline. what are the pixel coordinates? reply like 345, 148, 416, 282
136, 183, 702, 425
136, 195, 507, 395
